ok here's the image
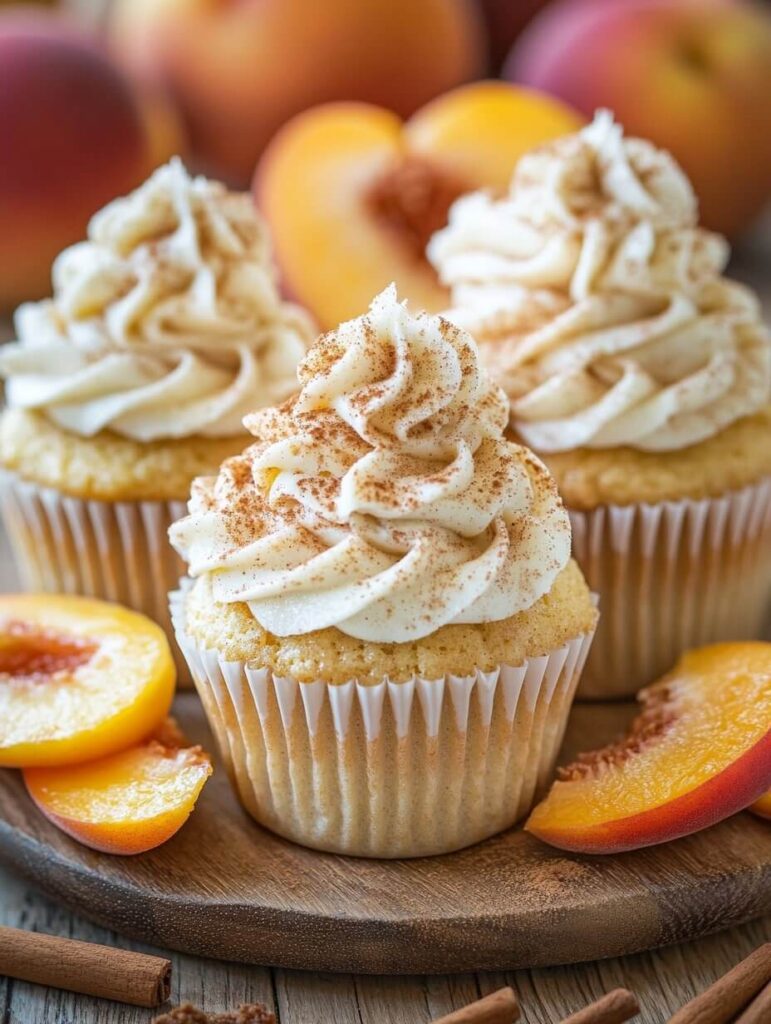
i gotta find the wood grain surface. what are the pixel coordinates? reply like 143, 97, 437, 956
1, 694, 769, 976
0, 864, 769, 1023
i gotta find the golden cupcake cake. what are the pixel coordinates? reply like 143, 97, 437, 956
0, 159, 313, 678
170, 286, 597, 857
429, 112, 771, 699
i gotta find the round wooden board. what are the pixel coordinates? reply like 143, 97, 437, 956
1, 694, 769, 974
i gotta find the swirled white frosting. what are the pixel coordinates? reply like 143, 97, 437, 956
0, 159, 313, 442
170, 286, 571, 643
428, 112, 771, 452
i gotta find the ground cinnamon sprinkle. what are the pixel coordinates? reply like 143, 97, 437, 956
152, 1003, 274, 1024
559, 685, 676, 782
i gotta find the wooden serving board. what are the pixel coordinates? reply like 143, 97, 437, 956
1, 695, 770, 975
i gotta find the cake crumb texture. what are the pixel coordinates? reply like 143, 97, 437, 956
183, 558, 597, 685
526, 407, 771, 510
0, 408, 247, 502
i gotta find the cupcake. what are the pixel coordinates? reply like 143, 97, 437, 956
0, 159, 313, 682
429, 112, 771, 699
169, 286, 597, 857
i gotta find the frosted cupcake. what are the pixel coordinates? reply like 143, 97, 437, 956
429, 112, 771, 699
169, 286, 597, 857
0, 159, 313, 679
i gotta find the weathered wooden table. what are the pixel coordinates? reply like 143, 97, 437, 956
1, 230, 770, 1022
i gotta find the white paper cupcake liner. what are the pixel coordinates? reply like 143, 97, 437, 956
0, 470, 192, 686
170, 584, 595, 858
570, 477, 771, 700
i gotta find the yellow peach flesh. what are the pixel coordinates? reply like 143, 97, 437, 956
0, 595, 175, 768
527, 643, 771, 852
255, 81, 583, 330
25, 729, 212, 855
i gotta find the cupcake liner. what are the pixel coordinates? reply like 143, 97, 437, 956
170, 584, 595, 858
570, 477, 771, 700
0, 470, 192, 686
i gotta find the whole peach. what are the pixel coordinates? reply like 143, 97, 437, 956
505, 0, 771, 237
109, 0, 486, 185
0, 13, 148, 309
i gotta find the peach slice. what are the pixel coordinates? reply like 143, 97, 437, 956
526, 643, 771, 854
0, 595, 175, 768
24, 720, 212, 855
255, 80, 583, 329
750, 791, 771, 821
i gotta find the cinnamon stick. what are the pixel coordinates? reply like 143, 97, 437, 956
668, 944, 771, 1024
430, 986, 520, 1024
734, 981, 771, 1024
0, 925, 171, 1007
558, 989, 640, 1024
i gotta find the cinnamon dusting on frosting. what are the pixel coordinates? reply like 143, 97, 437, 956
170, 287, 571, 642
0, 159, 313, 442
429, 112, 771, 453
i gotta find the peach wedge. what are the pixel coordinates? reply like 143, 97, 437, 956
255, 80, 583, 329
24, 720, 212, 855
0, 595, 175, 768
526, 643, 771, 854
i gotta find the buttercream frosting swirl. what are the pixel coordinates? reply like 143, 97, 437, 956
170, 286, 571, 642
0, 159, 313, 442
428, 112, 771, 452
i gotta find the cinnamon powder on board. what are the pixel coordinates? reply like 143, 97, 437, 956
153, 1004, 274, 1024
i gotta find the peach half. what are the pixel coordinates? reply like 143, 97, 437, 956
24, 719, 211, 855
0, 595, 175, 768
526, 643, 771, 854
255, 80, 583, 329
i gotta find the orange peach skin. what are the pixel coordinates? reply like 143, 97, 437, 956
750, 791, 771, 821
255, 81, 583, 329
110, 0, 486, 184
0, 595, 175, 768
24, 725, 211, 855
0, 12, 148, 309
526, 643, 771, 854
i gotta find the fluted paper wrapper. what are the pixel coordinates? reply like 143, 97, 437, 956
170, 585, 594, 858
571, 478, 771, 700
0, 471, 192, 685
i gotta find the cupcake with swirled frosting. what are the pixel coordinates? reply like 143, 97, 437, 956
429, 112, 771, 698
169, 286, 597, 857
0, 159, 313, 679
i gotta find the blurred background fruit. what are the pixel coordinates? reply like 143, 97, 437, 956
134, 80, 189, 172
255, 81, 583, 329
1, 0, 769, 317
0, 6, 187, 311
474, 0, 552, 70
109, 0, 487, 187
505, 0, 771, 238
